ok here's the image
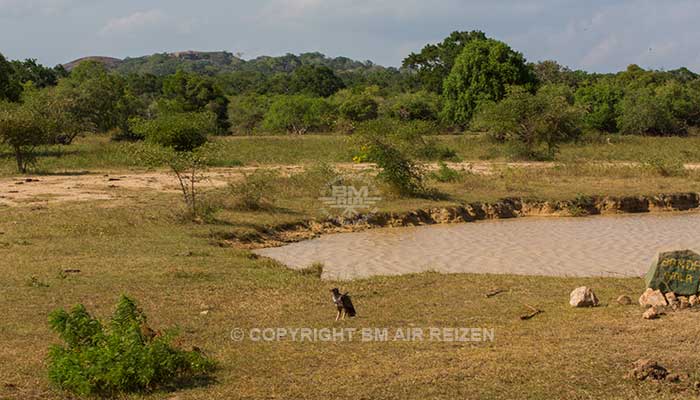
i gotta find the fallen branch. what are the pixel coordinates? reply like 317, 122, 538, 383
485, 289, 505, 298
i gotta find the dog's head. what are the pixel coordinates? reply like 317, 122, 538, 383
330, 288, 340, 295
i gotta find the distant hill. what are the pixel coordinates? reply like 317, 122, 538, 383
63, 56, 123, 71
63, 51, 389, 76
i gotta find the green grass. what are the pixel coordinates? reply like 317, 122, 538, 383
3, 133, 700, 176
3, 133, 700, 398
2, 195, 700, 399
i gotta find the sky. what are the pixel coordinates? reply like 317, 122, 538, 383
1, 0, 700, 73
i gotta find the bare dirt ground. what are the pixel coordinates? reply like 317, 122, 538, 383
1, 162, 699, 208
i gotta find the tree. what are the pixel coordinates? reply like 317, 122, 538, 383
402, 30, 488, 93
532, 60, 588, 88
290, 65, 345, 97
441, 39, 536, 126
130, 112, 215, 218
0, 103, 47, 172
352, 119, 427, 196
617, 87, 685, 136
261, 95, 335, 134
9, 58, 60, 88
162, 70, 230, 132
228, 94, 273, 134
0, 85, 88, 171
333, 89, 379, 122
472, 85, 583, 159
0, 52, 21, 102
58, 61, 145, 135
383, 91, 441, 121
574, 79, 624, 132
130, 112, 214, 152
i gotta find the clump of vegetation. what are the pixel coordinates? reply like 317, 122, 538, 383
431, 161, 462, 183
298, 262, 324, 278
566, 194, 596, 217
353, 119, 427, 196
472, 85, 583, 160
261, 95, 335, 134
47, 295, 214, 397
130, 111, 215, 152
441, 38, 536, 126
229, 169, 280, 210
129, 115, 214, 219
26, 275, 49, 288
383, 90, 441, 121
642, 156, 686, 177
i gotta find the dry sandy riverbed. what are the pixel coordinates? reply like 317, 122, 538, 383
1, 161, 699, 208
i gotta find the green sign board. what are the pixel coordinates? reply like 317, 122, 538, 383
645, 250, 700, 295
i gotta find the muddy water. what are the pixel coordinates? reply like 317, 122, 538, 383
254, 212, 700, 280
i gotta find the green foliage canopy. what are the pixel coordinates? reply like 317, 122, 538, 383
441, 39, 537, 126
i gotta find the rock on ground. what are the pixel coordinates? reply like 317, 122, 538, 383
643, 306, 665, 320
617, 295, 632, 305
690, 295, 700, 307
569, 286, 600, 307
639, 288, 668, 308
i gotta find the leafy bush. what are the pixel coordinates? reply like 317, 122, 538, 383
229, 169, 280, 210
130, 112, 215, 151
383, 91, 440, 121
472, 85, 583, 159
574, 79, 624, 132
0, 103, 49, 172
261, 95, 336, 134
617, 87, 685, 136
642, 156, 686, 177
336, 92, 379, 122
431, 161, 462, 182
353, 119, 427, 196
228, 94, 273, 134
47, 295, 214, 396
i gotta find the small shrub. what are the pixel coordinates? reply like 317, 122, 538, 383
47, 295, 214, 396
643, 157, 686, 177
567, 194, 595, 217
431, 161, 462, 183
27, 275, 49, 288
230, 169, 280, 210
298, 262, 324, 278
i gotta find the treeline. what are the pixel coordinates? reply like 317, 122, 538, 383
2, 30, 700, 171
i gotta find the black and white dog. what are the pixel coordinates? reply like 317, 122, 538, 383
330, 288, 356, 320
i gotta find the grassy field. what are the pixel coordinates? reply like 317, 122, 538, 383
3, 133, 700, 176
2, 193, 700, 399
3, 133, 700, 399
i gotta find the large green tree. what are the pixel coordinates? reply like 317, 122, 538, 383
472, 85, 583, 159
161, 70, 230, 132
402, 30, 488, 93
0, 53, 22, 102
289, 65, 345, 97
441, 38, 536, 126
